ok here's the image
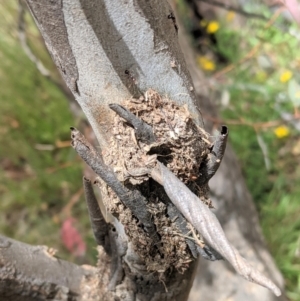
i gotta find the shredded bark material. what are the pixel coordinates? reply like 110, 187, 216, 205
99, 89, 213, 274
105, 89, 211, 194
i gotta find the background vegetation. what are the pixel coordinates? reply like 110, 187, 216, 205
0, 1, 299, 300
0, 1, 93, 263
178, 1, 300, 299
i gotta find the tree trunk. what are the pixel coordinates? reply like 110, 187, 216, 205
12, 0, 202, 300
0, 0, 285, 300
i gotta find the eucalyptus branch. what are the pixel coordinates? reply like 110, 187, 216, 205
151, 162, 281, 297
0, 235, 94, 300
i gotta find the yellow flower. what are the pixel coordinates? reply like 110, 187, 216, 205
226, 11, 235, 22
197, 56, 216, 71
280, 71, 293, 83
207, 21, 220, 34
274, 126, 290, 138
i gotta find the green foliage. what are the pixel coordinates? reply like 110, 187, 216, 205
215, 28, 242, 63
261, 182, 300, 300
209, 7, 300, 300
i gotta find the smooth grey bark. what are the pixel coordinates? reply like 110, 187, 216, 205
25, 0, 203, 147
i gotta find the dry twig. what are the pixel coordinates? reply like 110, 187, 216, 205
70, 127, 159, 243
109, 104, 156, 144
70, 109, 280, 296
152, 162, 281, 296
198, 125, 228, 185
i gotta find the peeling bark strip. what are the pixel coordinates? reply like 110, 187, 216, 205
83, 177, 109, 251
71, 128, 159, 242
198, 125, 228, 185
154, 163, 281, 297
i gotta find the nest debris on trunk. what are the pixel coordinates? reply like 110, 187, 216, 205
97, 89, 214, 276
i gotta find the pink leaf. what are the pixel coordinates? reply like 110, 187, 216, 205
283, 0, 300, 25
61, 217, 86, 257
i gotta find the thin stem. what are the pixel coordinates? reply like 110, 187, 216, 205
109, 103, 156, 144
83, 177, 110, 252
71, 127, 159, 243
198, 125, 228, 185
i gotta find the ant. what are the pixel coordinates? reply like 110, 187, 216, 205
168, 12, 178, 33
